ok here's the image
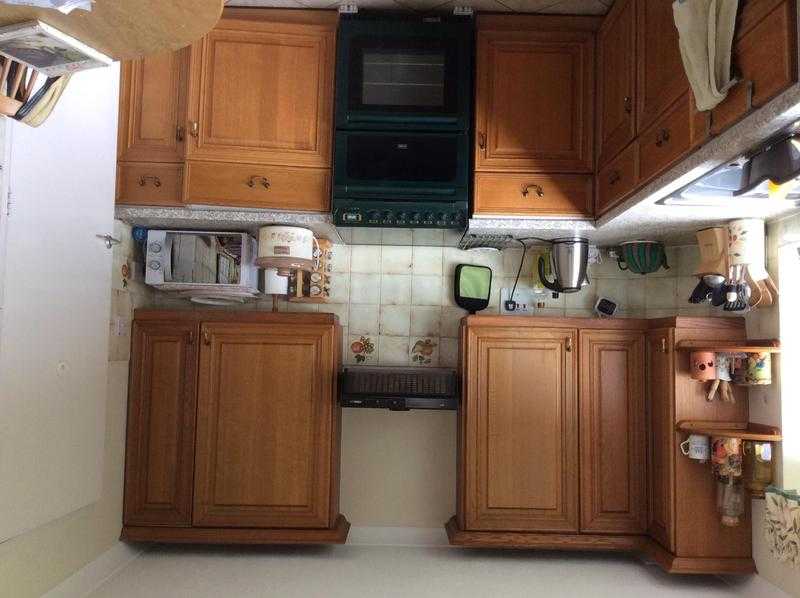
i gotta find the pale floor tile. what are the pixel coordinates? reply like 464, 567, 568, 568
412, 275, 443, 306
330, 245, 351, 273
379, 335, 409, 365
412, 246, 443, 276
565, 308, 596, 319
596, 278, 628, 310
645, 278, 678, 309
381, 246, 413, 274
443, 247, 469, 277
350, 228, 381, 245
349, 304, 379, 335
439, 337, 459, 367
380, 305, 411, 337
381, 228, 413, 246
350, 274, 381, 305
440, 306, 467, 338
469, 248, 504, 273
88, 545, 791, 598
410, 306, 441, 337
381, 274, 412, 305
412, 228, 444, 246
329, 274, 350, 304
351, 246, 381, 274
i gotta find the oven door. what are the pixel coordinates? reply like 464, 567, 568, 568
334, 130, 469, 199
335, 18, 472, 131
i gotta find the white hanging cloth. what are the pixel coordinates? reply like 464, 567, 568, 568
673, 0, 739, 111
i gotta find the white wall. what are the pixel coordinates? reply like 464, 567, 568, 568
0, 66, 139, 597
748, 213, 800, 598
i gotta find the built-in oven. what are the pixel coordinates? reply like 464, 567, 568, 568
332, 130, 469, 228
335, 13, 473, 131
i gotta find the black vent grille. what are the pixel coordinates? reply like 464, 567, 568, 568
340, 367, 458, 410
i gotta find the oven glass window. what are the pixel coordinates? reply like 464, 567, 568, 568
361, 50, 445, 107
349, 37, 457, 114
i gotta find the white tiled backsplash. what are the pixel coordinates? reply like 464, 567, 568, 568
146, 235, 716, 369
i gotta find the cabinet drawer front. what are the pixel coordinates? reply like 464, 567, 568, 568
474, 173, 592, 217
639, 97, 691, 183
597, 142, 638, 216
117, 162, 184, 206
185, 161, 330, 211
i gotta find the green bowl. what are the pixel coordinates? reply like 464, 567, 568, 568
617, 241, 670, 275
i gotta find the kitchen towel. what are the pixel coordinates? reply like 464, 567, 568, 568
673, 0, 739, 111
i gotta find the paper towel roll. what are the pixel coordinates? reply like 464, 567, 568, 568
263, 267, 289, 295
728, 218, 767, 279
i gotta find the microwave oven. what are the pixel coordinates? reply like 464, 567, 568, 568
144, 230, 261, 304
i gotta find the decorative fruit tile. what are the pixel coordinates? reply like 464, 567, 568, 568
410, 337, 439, 366
347, 334, 377, 365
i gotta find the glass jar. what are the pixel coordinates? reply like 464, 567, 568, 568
717, 476, 745, 527
744, 441, 774, 497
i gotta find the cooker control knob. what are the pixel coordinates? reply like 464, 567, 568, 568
437, 212, 447, 222
396, 212, 407, 220
423, 212, 433, 221
368, 211, 380, 221
410, 212, 421, 221
383, 211, 393, 221
148, 242, 162, 254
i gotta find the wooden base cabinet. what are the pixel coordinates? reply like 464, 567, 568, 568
122, 311, 349, 544
455, 317, 643, 542
449, 316, 756, 575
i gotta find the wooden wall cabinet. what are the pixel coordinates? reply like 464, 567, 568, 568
579, 329, 646, 535
116, 49, 189, 206
122, 311, 348, 544
186, 10, 335, 169
473, 15, 598, 218
636, 0, 687, 133
596, 0, 636, 167
116, 8, 335, 212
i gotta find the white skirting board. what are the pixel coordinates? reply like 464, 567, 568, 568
42, 542, 143, 598
346, 526, 450, 547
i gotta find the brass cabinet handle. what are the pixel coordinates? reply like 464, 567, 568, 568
608, 170, 621, 186
566, 337, 573, 352
661, 338, 667, 353
189, 121, 199, 138
624, 96, 632, 114
138, 175, 161, 188
655, 128, 671, 147
202, 329, 211, 346
521, 183, 544, 198
176, 125, 185, 142
247, 175, 270, 189
477, 131, 486, 151
187, 330, 195, 345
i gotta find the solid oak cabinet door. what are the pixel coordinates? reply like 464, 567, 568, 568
475, 20, 594, 173
193, 322, 337, 529
579, 330, 646, 534
117, 48, 189, 164
647, 329, 676, 552
463, 326, 579, 532
597, 0, 636, 166
637, 0, 687, 132
123, 321, 199, 527
187, 9, 336, 168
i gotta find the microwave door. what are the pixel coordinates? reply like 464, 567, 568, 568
163, 232, 174, 282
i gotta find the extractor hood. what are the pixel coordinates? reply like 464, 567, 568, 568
660, 128, 800, 207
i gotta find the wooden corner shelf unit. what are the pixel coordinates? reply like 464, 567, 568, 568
674, 339, 781, 353
676, 421, 782, 443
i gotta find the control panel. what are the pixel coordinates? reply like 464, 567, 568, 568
334, 204, 468, 229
